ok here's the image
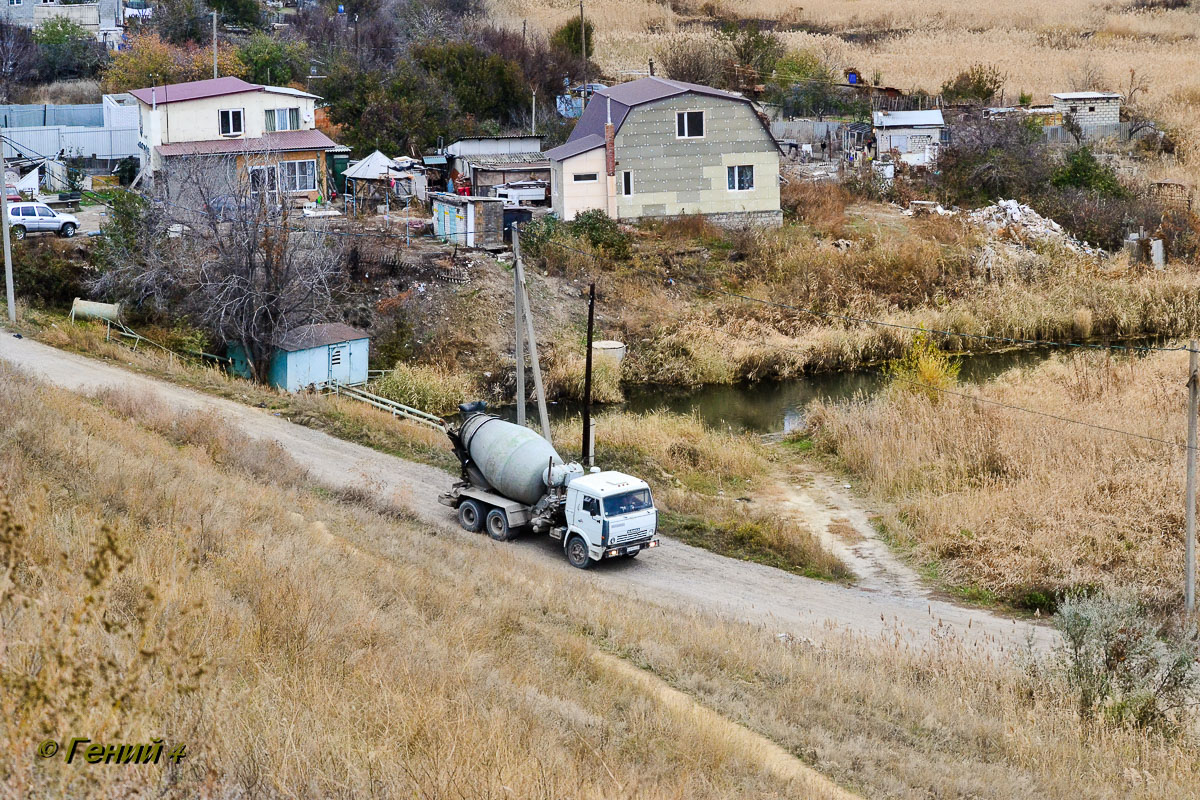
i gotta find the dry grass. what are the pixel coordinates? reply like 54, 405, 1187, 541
544, 338, 626, 403
620, 217, 1200, 385
499, 0, 1200, 189
808, 350, 1193, 610
553, 410, 852, 578
3, 364, 1200, 797
374, 360, 472, 415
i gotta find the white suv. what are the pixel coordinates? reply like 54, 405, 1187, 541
7, 202, 79, 239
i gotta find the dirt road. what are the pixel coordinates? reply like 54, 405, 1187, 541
0, 332, 1054, 653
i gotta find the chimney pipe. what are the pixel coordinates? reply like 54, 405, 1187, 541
604, 97, 615, 177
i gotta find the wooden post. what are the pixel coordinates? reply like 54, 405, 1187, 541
1187, 340, 1198, 612
513, 225, 526, 426
1, 135, 13, 324
582, 283, 595, 466
513, 242, 551, 441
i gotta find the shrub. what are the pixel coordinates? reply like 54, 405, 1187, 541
14, 245, 91, 307
937, 116, 1053, 206
940, 63, 1005, 105
1054, 592, 1200, 732
886, 331, 961, 402
654, 30, 728, 87
374, 362, 471, 416
1051, 148, 1125, 197
546, 345, 623, 404
569, 209, 631, 260
549, 17, 593, 58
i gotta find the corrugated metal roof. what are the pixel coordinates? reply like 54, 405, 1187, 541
1050, 92, 1121, 101
276, 323, 368, 352
545, 133, 605, 161
129, 77, 261, 106
467, 152, 549, 168
263, 85, 321, 100
156, 129, 338, 157
872, 110, 945, 128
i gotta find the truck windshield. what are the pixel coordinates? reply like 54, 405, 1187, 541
603, 489, 652, 517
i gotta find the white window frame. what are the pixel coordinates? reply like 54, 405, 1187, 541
676, 110, 705, 139
620, 170, 632, 196
218, 108, 244, 137
265, 107, 301, 133
281, 159, 317, 193
726, 164, 754, 192
572, 172, 598, 183
9, 0, 22, 7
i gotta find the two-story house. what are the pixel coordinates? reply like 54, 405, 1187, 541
545, 77, 781, 226
129, 76, 338, 205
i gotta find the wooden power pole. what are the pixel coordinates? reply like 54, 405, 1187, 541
1187, 340, 1198, 612
2, 137, 14, 324
511, 224, 551, 441
513, 225, 526, 426
581, 283, 595, 467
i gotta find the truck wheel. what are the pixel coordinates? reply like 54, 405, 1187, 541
485, 508, 511, 541
565, 535, 592, 569
457, 500, 483, 533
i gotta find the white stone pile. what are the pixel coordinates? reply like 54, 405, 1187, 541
967, 199, 1101, 255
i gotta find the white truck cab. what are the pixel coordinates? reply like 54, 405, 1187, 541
563, 471, 659, 567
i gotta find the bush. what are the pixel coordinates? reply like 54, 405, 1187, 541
654, 30, 728, 87
546, 345, 623, 403
940, 63, 1005, 105
549, 17, 593, 58
1054, 592, 1200, 731
374, 362, 471, 416
14, 245, 91, 307
1051, 147, 1125, 197
937, 116, 1053, 206
886, 331, 960, 402
569, 209, 631, 260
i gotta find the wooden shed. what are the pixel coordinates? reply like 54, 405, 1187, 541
228, 323, 370, 392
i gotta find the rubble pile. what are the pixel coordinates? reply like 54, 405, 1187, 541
967, 199, 1102, 255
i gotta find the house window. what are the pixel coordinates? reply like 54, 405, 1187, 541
572, 172, 598, 183
264, 107, 301, 132
218, 108, 243, 136
8, 0, 21, 7
282, 159, 317, 192
726, 165, 754, 191
1088, 106, 1096, 113
620, 171, 632, 196
676, 110, 704, 138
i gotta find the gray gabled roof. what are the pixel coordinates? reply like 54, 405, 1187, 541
545, 133, 605, 161
555, 77, 778, 158
276, 323, 368, 352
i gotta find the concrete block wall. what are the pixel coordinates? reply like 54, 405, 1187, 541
1052, 98, 1120, 127
612, 95, 780, 220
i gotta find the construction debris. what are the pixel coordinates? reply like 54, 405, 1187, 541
967, 199, 1102, 255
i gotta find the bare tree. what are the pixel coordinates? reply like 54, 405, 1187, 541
93, 152, 346, 382
0, 21, 38, 102
1067, 59, 1105, 92
654, 30, 729, 87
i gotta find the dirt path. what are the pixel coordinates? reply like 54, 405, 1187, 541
0, 332, 1054, 653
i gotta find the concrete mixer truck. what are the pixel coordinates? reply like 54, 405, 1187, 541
438, 403, 660, 568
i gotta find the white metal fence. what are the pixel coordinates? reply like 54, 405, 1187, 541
3, 126, 139, 161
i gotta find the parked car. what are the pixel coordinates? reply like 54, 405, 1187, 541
5, 185, 20, 204
7, 202, 79, 239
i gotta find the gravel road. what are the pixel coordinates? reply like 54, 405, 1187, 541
0, 332, 1054, 653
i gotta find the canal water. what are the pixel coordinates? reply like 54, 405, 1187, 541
496, 346, 1066, 434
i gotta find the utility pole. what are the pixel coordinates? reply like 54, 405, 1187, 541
1187, 339, 1198, 612
212, 11, 218, 79
354, 14, 360, 62
522, 18, 526, 50
581, 283, 596, 467
511, 231, 550, 440
531, 87, 537, 136
513, 225, 526, 426
1, 135, 13, 324
580, 0, 587, 108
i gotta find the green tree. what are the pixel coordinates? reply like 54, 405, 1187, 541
323, 59, 456, 155
1051, 147, 1125, 197
413, 42, 530, 126
550, 17, 593, 58
210, 0, 263, 30
34, 17, 106, 80
238, 33, 307, 85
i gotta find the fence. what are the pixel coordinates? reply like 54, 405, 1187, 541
0, 103, 104, 128
3, 126, 139, 163
1041, 122, 1154, 144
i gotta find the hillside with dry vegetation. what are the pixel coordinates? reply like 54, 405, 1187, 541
5, 363, 1200, 798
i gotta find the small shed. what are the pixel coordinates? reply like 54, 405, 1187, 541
1050, 92, 1121, 127
228, 323, 370, 392
872, 109, 945, 166
430, 192, 504, 249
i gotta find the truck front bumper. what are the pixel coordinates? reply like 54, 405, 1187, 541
601, 539, 660, 559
